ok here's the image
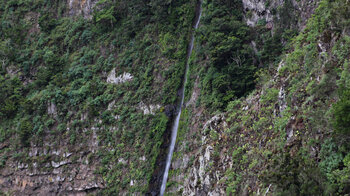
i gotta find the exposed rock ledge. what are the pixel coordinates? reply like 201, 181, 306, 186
106, 69, 134, 84
137, 102, 161, 115
68, 0, 98, 19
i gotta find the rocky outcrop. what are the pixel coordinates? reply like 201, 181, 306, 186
47, 102, 58, 117
137, 102, 161, 115
68, 0, 98, 19
243, 0, 274, 27
182, 115, 229, 196
166, 113, 230, 195
243, 0, 320, 30
107, 69, 134, 85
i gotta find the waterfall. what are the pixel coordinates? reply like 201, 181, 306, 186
159, 1, 202, 195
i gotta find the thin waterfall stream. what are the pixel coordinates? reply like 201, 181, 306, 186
160, 1, 202, 195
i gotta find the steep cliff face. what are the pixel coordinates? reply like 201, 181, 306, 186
1, 0, 350, 195
0, 0, 196, 195
0, 2, 103, 194
165, 0, 350, 195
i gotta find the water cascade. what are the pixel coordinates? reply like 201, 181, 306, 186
159, 1, 202, 195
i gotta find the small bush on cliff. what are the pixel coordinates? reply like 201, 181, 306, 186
39, 13, 57, 33
18, 119, 33, 147
332, 90, 350, 134
333, 61, 350, 134
0, 77, 23, 120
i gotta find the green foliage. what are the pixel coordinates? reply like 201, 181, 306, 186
0, 76, 24, 119
333, 61, 350, 134
18, 119, 33, 147
223, 145, 247, 195
261, 88, 279, 105
260, 33, 283, 63
197, 0, 257, 111
2, 0, 348, 194
336, 60, 350, 94
332, 90, 350, 134
93, 5, 117, 31
0, 0, 197, 193
319, 139, 350, 194
38, 12, 57, 33
225, 169, 242, 195
262, 151, 325, 196
148, 113, 168, 168
274, 107, 292, 133
320, 139, 343, 175
257, 1, 350, 195
332, 153, 350, 192
159, 32, 177, 57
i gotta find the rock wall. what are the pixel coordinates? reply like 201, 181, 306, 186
182, 115, 229, 196
0, 135, 104, 195
0, 0, 330, 195
106, 69, 134, 85
165, 0, 324, 195
243, 0, 319, 30
68, 0, 98, 19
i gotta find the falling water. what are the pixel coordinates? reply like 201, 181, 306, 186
159, 1, 202, 195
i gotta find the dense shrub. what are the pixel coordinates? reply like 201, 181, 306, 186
18, 119, 33, 147
197, 0, 256, 111
332, 90, 350, 134
0, 77, 23, 119
39, 13, 57, 33
262, 151, 325, 196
